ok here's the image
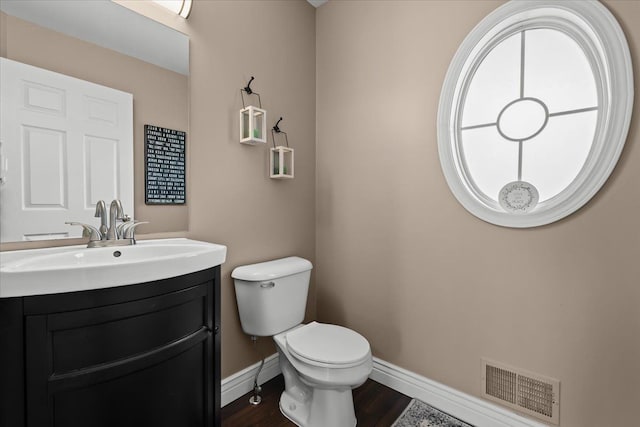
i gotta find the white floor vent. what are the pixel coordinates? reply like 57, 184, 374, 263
481, 358, 560, 425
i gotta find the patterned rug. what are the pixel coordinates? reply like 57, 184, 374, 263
391, 399, 474, 427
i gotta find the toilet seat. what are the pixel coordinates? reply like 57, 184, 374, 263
286, 322, 370, 368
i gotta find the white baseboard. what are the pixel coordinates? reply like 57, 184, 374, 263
371, 357, 549, 427
220, 353, 281, 407
221, 354, 549, 427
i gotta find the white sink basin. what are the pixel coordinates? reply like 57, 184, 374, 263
0, 238, 227, 297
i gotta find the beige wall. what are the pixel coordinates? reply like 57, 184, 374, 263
183, 0, 317, 376
316, 1, 639, 426
3, 1, 639, 424
0, 12, 189, 250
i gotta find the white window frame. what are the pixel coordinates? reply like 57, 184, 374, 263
437, 0, 633, 228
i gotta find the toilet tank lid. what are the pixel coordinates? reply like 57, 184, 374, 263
231, 256, 313, 281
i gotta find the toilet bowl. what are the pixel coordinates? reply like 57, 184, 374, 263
232, 257, 373, 427
274, 322, 372, 427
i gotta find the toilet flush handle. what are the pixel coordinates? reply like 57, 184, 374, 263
259, 281, 275, 289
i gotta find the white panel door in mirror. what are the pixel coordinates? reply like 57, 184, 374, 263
0, 58, 133, 242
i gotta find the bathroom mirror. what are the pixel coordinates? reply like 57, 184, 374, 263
0, 0, 189, 243
437, 0, 633, 227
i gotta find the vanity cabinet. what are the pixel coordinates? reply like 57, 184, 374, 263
0, 266, 221, 427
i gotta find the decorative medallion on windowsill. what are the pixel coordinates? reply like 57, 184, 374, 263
499, 181, 539, 213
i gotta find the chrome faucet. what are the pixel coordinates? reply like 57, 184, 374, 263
67, 199, 148, 248
94, 200, 108, 239
106, 199, 124, 240
122, 221, 149, 244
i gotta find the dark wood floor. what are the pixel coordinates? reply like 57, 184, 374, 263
221, 375, 412, 427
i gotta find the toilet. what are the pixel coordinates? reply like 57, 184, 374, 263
232, 257, 372, 427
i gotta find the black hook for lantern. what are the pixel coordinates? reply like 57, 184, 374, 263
273, 117, 283, 133
244, 76, 255, 94
271, 117, 289, 148
241, 76, 262, 108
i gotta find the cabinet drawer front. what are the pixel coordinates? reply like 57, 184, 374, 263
52, 342, 207, 427
45, 284, 207, 374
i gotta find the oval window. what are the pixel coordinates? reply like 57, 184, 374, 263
437, 1, 633, 227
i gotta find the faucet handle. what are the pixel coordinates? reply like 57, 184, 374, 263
65, 222, 102, 241
123, 221, 149, 240
115, 215, 134, 236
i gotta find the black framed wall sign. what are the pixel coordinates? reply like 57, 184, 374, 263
145, 124, 186, 204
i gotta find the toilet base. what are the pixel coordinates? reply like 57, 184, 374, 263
279, 387, 357, 427
273, 324, 371, 427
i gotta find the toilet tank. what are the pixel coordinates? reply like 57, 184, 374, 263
232, 257, 313, 337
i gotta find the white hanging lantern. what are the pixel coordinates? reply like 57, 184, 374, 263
239, 76, 267, 145
270, 146, 294, 179
269, 117, 294, 179
239, 105, 267, 144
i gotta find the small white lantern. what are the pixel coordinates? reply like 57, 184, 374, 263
270, 146, 294, 179
239, 105, 267, 144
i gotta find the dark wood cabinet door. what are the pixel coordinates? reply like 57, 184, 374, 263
20, 267, 219, 427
